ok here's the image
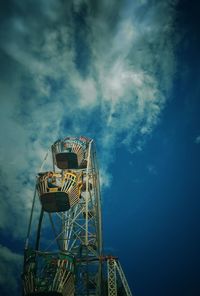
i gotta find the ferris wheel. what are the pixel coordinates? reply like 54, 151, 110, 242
22, 136, 132, 296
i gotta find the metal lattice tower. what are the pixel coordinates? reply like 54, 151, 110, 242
22, 136, 133, 295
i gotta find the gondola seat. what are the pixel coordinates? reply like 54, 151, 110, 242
40, 192, 70, 212
55, 152, 78, 169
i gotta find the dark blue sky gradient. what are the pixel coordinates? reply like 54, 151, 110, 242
103, 98, 200, 294
103, 1, 200, 293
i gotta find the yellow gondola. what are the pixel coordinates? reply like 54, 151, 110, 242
37, 171, 82, 212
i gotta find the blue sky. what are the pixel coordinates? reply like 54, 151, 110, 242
0, 0, 200, 295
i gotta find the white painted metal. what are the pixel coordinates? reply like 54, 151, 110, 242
108, 258, 117, 296
115, 260, 132, 296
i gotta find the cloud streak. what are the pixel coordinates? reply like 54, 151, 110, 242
195, 135, 200, 144
0, 1, 178, 293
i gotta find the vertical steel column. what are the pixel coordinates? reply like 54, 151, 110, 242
85, 140, 92, 246
107, 258, 117, 296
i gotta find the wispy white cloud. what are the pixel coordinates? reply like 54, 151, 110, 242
0, 0, 177, 240
147, 164, 157, 175
195, 135, 200, 144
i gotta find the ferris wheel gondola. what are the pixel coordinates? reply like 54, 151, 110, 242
22, 136, 132, 296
